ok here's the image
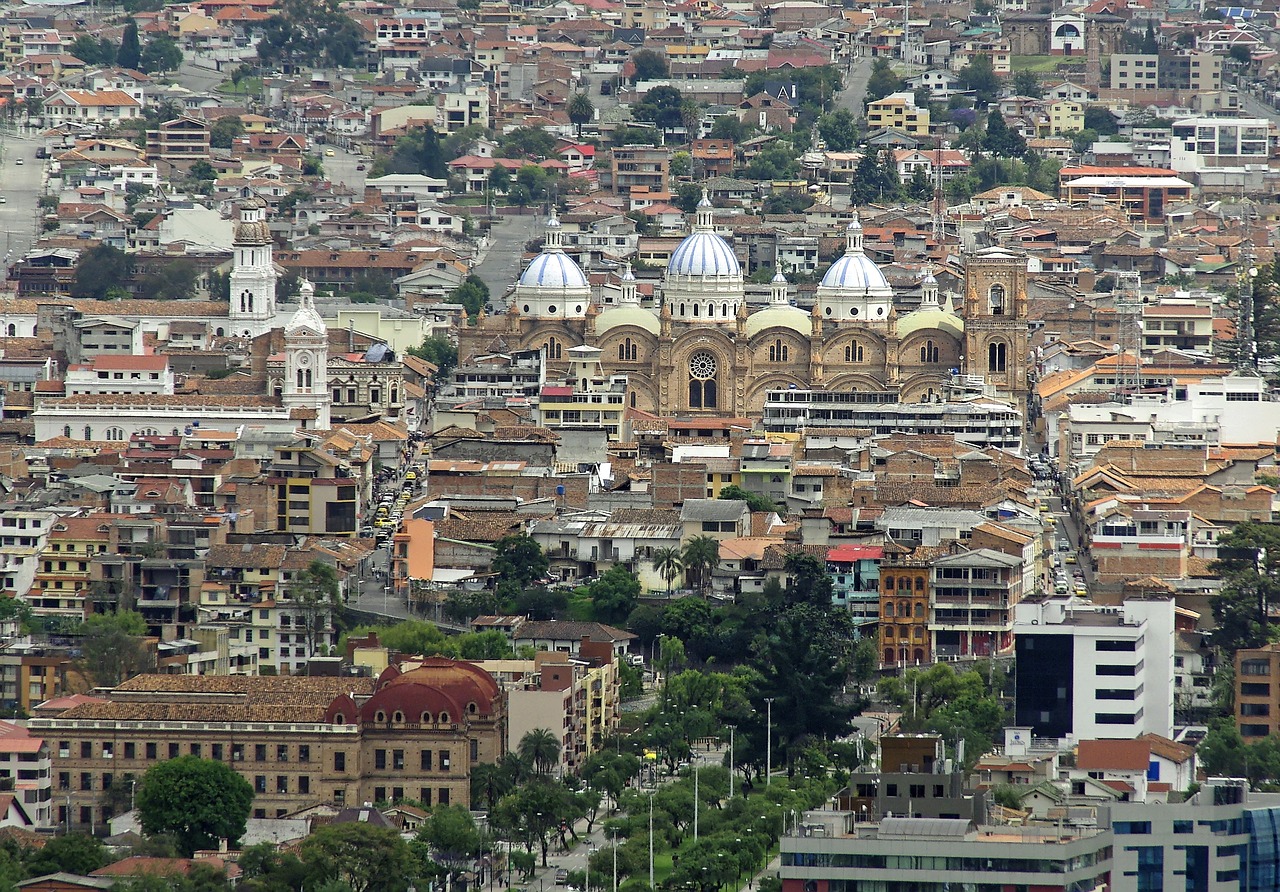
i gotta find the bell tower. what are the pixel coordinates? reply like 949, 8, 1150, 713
962, 249, 1030, 413
228, 197, 276, 338
283, 280, 331, 429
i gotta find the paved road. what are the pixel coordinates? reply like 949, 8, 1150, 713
321, 144, 368, 193
473, 213, 541, 307
0, 132, 41, 276
835, 56, 875, 122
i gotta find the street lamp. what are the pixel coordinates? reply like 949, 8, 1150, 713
726, 726, 735, 799
648, 791, 655, 892
764, 698, 774, 787
693, 760, 699, 841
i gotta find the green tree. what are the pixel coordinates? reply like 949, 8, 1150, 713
486, 166, 511, 198
1011, 70, 1043, 99
717, 484, 778, 513
288, 560, 341, 657
470, 762, 515, 811
1083, 105, 1119, 135
567, 93, 594, 138
957, 55, 1000, 107
210, 115, 244, 149
518, 728, 562, 776
651, 547, 684, 595
681, 536, 719, 597
70, 35, 117, 66
1210, 522, 1280, 657
710, 115, 748, 141
376, 126, 446, 178
300, 822, 417, 892
907, 165, 933, 200
137, 259, 199, 300
140, 36, 182, 73
983, 110, 1027, 157
119, 20, 142, 70
136, 756, 254, 856
632, 85, 685, 140
256, 0, 367, 71
77, 610, 154, 686
587, 564, 640, 625
1230, 44, 1253, 66
497, 127, 559, 160
865, 58, 903, 104
24, 834, 110, 877
418, 804, 481, 869
817, 109, 857, 151
492, 535, 549, 591
631, 48, 668, 81
72, 244, 132, 300
407, 335, 458, 378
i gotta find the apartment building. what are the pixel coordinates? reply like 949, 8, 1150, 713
1170, 117, 1271, 173
0, 510, 56, 599
611, 145, 670, 197
31, 661, 505, 831
930, 547, 1023, 660
1109, 51, 1220, 93
866, 92, 930, 136
1012, 595, 1176, 743
532, 346, 628, 440
1235, 642, 1280, 741
0, 720, 50, 827
144, 116, 212, 163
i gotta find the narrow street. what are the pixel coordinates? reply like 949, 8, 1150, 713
473, 213, 542, 308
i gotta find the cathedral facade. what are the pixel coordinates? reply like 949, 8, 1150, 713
466, 192, 1031, 418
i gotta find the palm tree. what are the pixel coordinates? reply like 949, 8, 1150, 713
651, 547, 684, 595
567, 92, 594, 139
681, 535, 720, 597
518, 728, 562, 776
470, 762, 514, 811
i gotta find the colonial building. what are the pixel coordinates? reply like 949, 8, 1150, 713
31, 659, 505, 831
464, 192, 1031, 416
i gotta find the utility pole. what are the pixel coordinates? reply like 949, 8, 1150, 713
727, 725, 735, 799
648, 792, 655, 891
693, 761, 699, 840
764, 698, 774, 787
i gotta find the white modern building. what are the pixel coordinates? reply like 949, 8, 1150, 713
1013, 595, 1176, 744
1170, 117, 1271, 174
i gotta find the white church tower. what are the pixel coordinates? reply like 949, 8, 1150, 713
283, 280, 330, 430
228, 197, 276, 338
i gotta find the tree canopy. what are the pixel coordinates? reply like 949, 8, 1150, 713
136, 756, 255, 856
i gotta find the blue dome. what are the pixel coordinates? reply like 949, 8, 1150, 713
667, 231, 741, 278
519, 251, 588, 288
820, 253, 891, 295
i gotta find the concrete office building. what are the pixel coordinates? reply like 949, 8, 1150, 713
1012, 595, 1175, 744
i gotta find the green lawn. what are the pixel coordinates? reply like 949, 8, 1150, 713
1010, 55, 1088, 73
216, 76, 263, 96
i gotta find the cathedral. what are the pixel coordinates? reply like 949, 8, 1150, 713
467, 191, 1031, 418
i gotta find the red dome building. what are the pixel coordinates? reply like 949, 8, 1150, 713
323, 657, 506, 809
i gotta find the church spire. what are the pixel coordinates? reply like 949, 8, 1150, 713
770, 269, 789, 305
845, 212, 864, 255
921, 265, 939, 307
694, 188, 714, 232
544, 213, 564, 250
620, 262, 638, 304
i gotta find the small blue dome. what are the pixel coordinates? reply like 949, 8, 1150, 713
667, 231, 741, 278
820, 253, 892, 295
519, 251, 589, 289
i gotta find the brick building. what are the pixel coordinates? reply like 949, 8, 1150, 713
30, 659, 505, 831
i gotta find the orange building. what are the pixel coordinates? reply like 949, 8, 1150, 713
878, 545, 941, 667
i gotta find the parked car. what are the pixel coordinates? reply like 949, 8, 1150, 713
555, 870, 569, 885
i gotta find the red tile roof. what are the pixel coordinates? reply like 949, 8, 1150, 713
1077, 739, 1151, 771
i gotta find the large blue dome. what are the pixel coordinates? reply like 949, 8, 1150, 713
820, 253, 892, 295
667, 231, 741, 278
518, 250, 589, 288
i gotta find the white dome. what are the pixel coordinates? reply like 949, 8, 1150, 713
597, 305, 661, 335
519, 251, 589, 289
667, 231, 741, 278
745, 304, 810, 337
820, 253, 892, 296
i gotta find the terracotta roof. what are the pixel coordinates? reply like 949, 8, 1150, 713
1076, 738, 1150, 771
1138, 733, 1195, 764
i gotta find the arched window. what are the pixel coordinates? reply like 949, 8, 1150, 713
106, 427, 124, 441
62, 426, 71, 438
679, 303, 686, 316
768, 339, 789, 363
439, 712, 450, 724
393, 711, 404, 723
545, 337, 562, 360
988, 341, 1007, 373
915, 576, 925, 590
693, 304, 700, 317
915, 601, 925, 618
913, 627, 924, 640
619, 338, 637, 362
688, 351, 717, 408
375, 711, 386, 723
884, 626, 894, 639
84, 426, 92, 440
884, 603, 894, 617
884, 648, 894, 664
845, 342, 864, 362
304, 369, 313, 388
297, 369, 305, 388
989, 284, 1006, 315
885, 577, 895, 591
5, 324, 13, 337
721, 303, 729, 317
920, 340, 939, 363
